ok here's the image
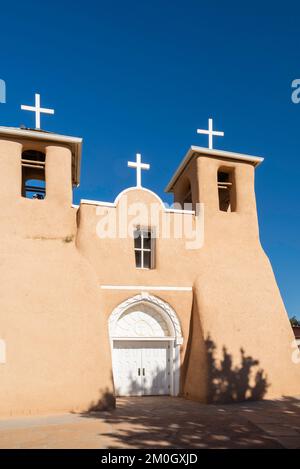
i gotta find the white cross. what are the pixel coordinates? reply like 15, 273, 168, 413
128, 153, 150, 188
21, 93, 55, 130
197, 118, 224, 149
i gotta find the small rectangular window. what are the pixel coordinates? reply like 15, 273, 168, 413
134, 228, 155, 269
217, 169, 236, 212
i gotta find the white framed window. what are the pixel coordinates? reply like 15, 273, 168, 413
134, 228, 155, 269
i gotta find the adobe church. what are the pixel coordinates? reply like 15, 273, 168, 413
0, 104, 299, 416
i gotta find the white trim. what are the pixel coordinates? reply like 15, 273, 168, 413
165, 145, 264, 193
80, 187, 195, 215
0, 339, 6, 364
81, 199, 115, 207
134, 227, 152, 269
112, 337, 175, 341
0, 126, 82, 143
164, 208, 195, 215
101, 285, 192, 292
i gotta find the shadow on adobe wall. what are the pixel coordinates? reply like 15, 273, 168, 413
83, 336, 269, 412
87, 387, 116, 411
205, 334, 269, 404
181, 295, 269, 404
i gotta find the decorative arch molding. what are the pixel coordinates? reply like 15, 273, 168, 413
108, 292, 183, 346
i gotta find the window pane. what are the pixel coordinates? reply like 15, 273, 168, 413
135, 250, 142, 268
134, 230, 142, 249
143, 250, 151, 269
143, 232, 152, 250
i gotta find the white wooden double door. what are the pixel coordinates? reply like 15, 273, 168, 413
112, 340, 171, 396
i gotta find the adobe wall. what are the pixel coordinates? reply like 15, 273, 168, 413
75, 188, 197, 396
0, 135, 299, 415
180, 155, 300, 402
0, 140, 114, 416
76, 188, 199, 285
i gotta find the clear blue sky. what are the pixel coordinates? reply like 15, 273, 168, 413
0, 1, 299, 317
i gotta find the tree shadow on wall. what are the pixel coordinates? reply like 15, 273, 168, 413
205, 335, 269, 404
87, 387, 116, 411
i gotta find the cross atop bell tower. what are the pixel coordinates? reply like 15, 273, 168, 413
21, 93, 55, 130
197, 118, 224, 150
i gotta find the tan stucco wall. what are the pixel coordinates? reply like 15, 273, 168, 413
0, 139, 114, 417
0, 136, 299, 416
173, 154, 300, 402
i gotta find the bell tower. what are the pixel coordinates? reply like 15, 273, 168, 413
165, 146, 264, 244
0, 125, 116, 416
0, 126, 82, 201
0, 126, 82, 238
165, 143, 300, 403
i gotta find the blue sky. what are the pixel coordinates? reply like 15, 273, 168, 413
0, 1, 299, 316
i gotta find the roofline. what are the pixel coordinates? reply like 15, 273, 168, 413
0, 126, 82, 186
165, 146, 264, 193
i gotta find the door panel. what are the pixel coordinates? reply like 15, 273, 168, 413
113, 341, 142, 396
141, 342, 169, 395
112, 340, 171, 396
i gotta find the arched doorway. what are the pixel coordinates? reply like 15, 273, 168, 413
108, 293, 183, 397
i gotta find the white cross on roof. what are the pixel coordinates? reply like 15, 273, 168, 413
197, 118, 224, 149
21, 93, 55, 130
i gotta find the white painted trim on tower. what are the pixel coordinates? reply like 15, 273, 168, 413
0, 126, 82, 143
111, 336, 175, 341
101, 285, 192, 292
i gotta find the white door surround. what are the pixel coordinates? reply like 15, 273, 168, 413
108, 293, 183, 397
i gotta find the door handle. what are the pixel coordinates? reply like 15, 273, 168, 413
142, 368, 145, 376
138, 368, 141, 376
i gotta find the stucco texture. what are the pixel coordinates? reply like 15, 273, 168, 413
0, 135, 299, 416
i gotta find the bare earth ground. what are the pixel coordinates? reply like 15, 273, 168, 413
0, 396, 300, 449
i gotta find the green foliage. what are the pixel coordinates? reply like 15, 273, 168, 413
290, 316, 300, 327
